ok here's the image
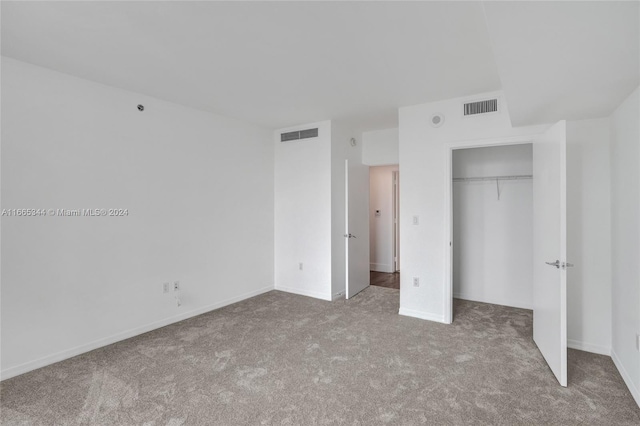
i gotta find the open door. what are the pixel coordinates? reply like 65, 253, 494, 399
393, 171, 400, 272
345, 159, 370, 299
532, 120, 568, 387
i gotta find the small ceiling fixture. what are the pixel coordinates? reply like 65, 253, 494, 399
137, 104, 144, 112
430, 113, 444, 128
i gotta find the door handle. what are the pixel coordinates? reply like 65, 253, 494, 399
344, 233, 356, 239
545, 260, 560, 269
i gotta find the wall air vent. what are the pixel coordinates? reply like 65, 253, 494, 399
463, 99, 498, 116
280, 128, 319, 142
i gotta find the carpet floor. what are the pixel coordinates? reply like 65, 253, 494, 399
1, 286, 639, 425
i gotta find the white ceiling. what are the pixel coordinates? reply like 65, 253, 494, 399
2, 2, 638, 130
483, 1, 639, 126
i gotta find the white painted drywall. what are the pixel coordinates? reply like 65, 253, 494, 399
452, 144, 533, 309
609, 86, 640, 406
1, 58, 275, 379
274, 121, 333, 300
369, 165, 398, 273
566, 118, 612, 355
362, 128, 399, 166
398, 91, 548, 323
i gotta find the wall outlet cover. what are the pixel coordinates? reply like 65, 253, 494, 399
163, 283, 171, 293
174, 281, 180, 291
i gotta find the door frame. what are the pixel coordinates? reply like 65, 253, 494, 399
392, 170, 400, 272
345, 159, 350, 297
443, 135, 539, 324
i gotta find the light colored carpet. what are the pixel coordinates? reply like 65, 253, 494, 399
1, 286, 639, 425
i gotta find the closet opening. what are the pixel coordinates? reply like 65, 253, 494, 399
451, 143, 533, 319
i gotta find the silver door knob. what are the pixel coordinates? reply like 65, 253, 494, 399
545, 260, 560, 269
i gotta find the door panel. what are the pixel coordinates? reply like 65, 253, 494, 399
532, 120, 567, 387
393, 171, 400, 272
345, 159, 370, 299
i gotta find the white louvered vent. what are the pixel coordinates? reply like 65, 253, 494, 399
463, 99, 498, 116
280, 128, 319, 142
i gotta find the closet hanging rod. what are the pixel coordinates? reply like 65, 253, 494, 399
452, 174, 533, 182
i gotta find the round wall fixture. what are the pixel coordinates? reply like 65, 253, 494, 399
430, 113, 444, 128
350, 137, 357, 147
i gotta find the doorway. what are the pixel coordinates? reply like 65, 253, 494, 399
445, 121, 569, 387
451, 144, 533, 310
369, 165, 399, 290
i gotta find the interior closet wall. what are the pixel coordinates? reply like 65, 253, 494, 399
453, 144, 533, 309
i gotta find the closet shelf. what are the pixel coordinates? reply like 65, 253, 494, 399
452, 174, 532, 182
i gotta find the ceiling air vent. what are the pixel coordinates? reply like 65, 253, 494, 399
280, 128, 319, 142
463, 99, 498, 116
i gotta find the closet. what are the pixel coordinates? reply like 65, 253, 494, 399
452, 144, 533, 310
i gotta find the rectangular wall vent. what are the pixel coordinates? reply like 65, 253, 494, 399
280, 128, 319, 142
463, 99, 498, 116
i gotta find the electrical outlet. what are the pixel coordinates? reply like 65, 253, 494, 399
299, 263, 303, 271
173, 281, 180, 291
163, 282, 171, 293
412, 216, 419, 225
413, 277, 419, 287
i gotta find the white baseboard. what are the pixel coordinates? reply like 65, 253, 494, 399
567, 339, 610, 356
0, 285, 275, 381
611, 349, 640, 408
399, 307, 447, 324
453, 293, 533, 310
274, 285, 332, 301
370, 263, 394, 273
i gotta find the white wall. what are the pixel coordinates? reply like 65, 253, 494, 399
398, 91, 546, 323
566, 118, 612, 355
1, 58, 275, 379
452, 144, 533, 310
369, 165, 398, 273
609, 87, 640, 406
362, 128, 399, 166
274, 121, 333, 300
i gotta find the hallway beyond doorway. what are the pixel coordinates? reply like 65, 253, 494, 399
370, 271, 399, 289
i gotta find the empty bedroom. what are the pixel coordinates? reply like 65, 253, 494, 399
1, 1, 639, 424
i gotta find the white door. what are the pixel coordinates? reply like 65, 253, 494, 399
345, 159, 370, 299
393, 171, 400, 272
532, 120, 568, 387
